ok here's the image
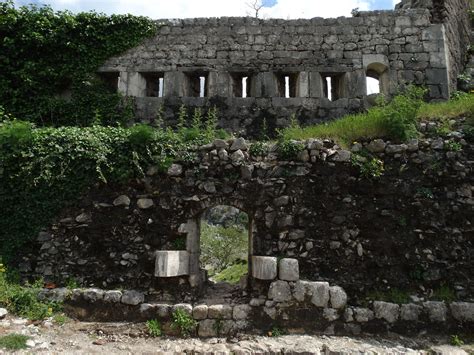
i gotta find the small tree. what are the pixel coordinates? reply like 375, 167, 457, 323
246, 0, 264, 18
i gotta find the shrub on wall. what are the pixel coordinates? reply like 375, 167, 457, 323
0, 1, 156, 126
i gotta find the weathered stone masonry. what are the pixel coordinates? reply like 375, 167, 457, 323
98, 0, 470, 136
21, 120, 473, 301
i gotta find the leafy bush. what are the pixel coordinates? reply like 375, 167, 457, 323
129, 124, 155, 146
450, 335, 464, 346
146, 319, 162, 337
351, 154, 384, 179
381, 85, 426, 141
249, 141, 268, 157
171, 309, 197, 337
277, 140, 305, 160
0, 334, 29, 350
0, 263, 60, 320
268, 326, 285, 337
0, 2, 156, 125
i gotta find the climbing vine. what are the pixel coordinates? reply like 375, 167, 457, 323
0, 1, 156, 125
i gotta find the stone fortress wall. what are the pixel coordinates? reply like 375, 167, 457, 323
98, 0, 470, 136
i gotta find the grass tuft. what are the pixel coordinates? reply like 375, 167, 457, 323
0, 334, 29, 350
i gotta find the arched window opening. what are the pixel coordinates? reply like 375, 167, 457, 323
366, 62, 389, 96
200, 205, 250, 286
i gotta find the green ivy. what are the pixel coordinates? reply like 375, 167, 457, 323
0, 116, 221, 262
0, 2, 156, 125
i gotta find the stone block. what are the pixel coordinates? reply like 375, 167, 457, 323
172, 303, 193, 315
137, 198, 154, 209
155, 251, 189, 277
233, 304, 252, 320
252, 256, 277, 280
400, 303, 423, 321
268, 280, 292, 302
329, 286, 347, 309
374, 301, 399, 323
82, 288, 104, 302
323, 308, 340, 322
121, 290, 144, 306
450, 302, 474, 322
113, 195, 130, 207
354, 307, 374, 322
104, 290, 122, 303
156, 304, 171, 318
198, 319, 217, 337
192, 304, 208, 320
423, 301, 447, 322
0, 308, 8, 319
278, 258, 299, 281
208, 304, 233, 319
309, 281, 330, 308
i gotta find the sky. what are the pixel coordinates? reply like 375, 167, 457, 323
13, 0, 402, 19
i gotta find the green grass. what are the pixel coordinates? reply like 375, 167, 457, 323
279, 91, 474, 147
417, 94, 474, 122
213, 262, 248, 284
0, 334, 29, 350
281, 107, 388, 147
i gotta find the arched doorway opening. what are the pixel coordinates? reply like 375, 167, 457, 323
200, 205, 250, 289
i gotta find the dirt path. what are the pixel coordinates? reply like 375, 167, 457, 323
1, 314, 473, 354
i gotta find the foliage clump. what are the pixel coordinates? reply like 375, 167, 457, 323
0, 109, 224, 261
146, 319, 162, 337
0, 263, 61, 320
171, 308, 197, 337
0, 1, 156, 126
0, 334, 30, 350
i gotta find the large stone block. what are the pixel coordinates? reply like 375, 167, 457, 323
423, 301, 447, 322
308, 281, 330, 308
278, 258, 299, 281
450, 302, 474, 322
268, 280, 291, 302
374, 301, 399, 323
155, 251, 189, 277
252, 256, 277, 280
329, 286, 347, 309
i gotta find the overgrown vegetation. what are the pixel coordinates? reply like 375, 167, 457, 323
171, 309, 197, 337
0, 1, 156, 126
0, 263, 61, 320
0, 334, 29, 351
0, 108, 223, 261
280, 86, 431, 146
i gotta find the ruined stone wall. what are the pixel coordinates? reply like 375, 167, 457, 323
99, 9, 456, 136
396, 0, 471, 92
21, 120, 473, 303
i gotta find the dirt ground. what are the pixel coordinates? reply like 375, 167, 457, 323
1, 313, 473, 354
